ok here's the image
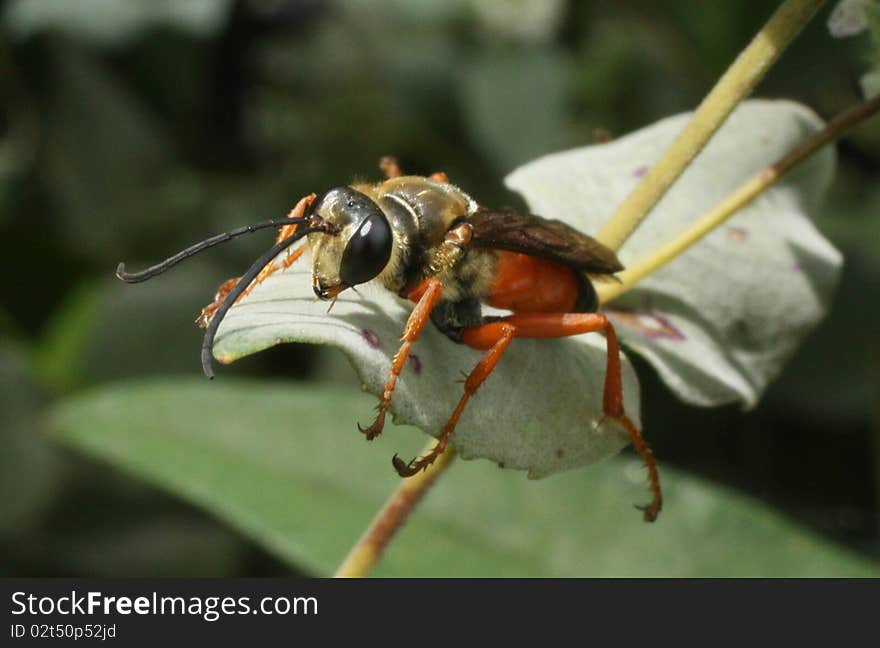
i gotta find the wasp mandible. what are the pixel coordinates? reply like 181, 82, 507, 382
117, 157, 663, 522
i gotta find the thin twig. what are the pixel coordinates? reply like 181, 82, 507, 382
596, 0, 827, 251
597, 94, 880, 304
334, 443, 456, 578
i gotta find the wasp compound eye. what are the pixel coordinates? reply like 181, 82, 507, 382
340, 210, 393, 286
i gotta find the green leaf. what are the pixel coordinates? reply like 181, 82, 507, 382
4, 0, 232, 45
341, 0, 468, 25
43, 46, 176, 258
460, 48, 572, 170
506, 100, 841, 408
0, 344, 62, 537
37, 270, 216, 392
49, 379, 877, 577
471, 0, 566, 43
47, 518, 245, 577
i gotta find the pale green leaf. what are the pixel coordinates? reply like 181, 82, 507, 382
861, 67, 880, 98
506, 100, 841, 407
212, 262, 640, 479
49, 380, 877, 577
827, 0, 871, 38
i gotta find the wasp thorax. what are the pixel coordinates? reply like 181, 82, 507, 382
307, 186, 393, 299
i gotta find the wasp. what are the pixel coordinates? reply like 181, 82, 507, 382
117, 157, 662, 521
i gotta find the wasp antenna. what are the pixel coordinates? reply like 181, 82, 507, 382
201, 225, 325, 378
115, 217, 311, 284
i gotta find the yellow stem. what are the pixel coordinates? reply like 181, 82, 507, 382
597, 95, 880, 304
596, 0, 826, 252
334, 443, 456, 578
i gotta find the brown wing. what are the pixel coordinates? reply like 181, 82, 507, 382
469, 208, 623, 275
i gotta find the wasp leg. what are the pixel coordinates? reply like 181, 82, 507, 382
460, 313, 662, 522
393, 323, 514, 477
197, 277, 239, 328
379, 156, 448, 182
379, 156, 404, 179
251, 193, 315, 286
196, 195, 315, 328
359, 277, 444, 440
196, 245, 308, 328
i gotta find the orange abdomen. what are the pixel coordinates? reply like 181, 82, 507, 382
485, 251, 580, 313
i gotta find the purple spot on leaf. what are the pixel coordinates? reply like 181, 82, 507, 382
608, 308, 686, 341
408, 354, 422, 375
634, 165, 649, 178
361, 329, 381, 349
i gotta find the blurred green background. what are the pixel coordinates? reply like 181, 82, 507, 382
1, 0, 878, 576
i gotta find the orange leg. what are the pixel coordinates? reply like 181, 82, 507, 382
195, 244, 307, 328
195, 195, 315, 328
380, 156, 449, 183
250, 194, 315, 287
196, 277, 239, 328
453, 313, 661, 522
358, 278, 444, 440
393, 323, 515, 477
379, 156, 403, 179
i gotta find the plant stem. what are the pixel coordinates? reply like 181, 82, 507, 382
334, 443, 456, 577
596, 0, 826, 252
597, 94, 880, 305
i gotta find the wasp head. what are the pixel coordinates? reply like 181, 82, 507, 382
306, 186, 394, 300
